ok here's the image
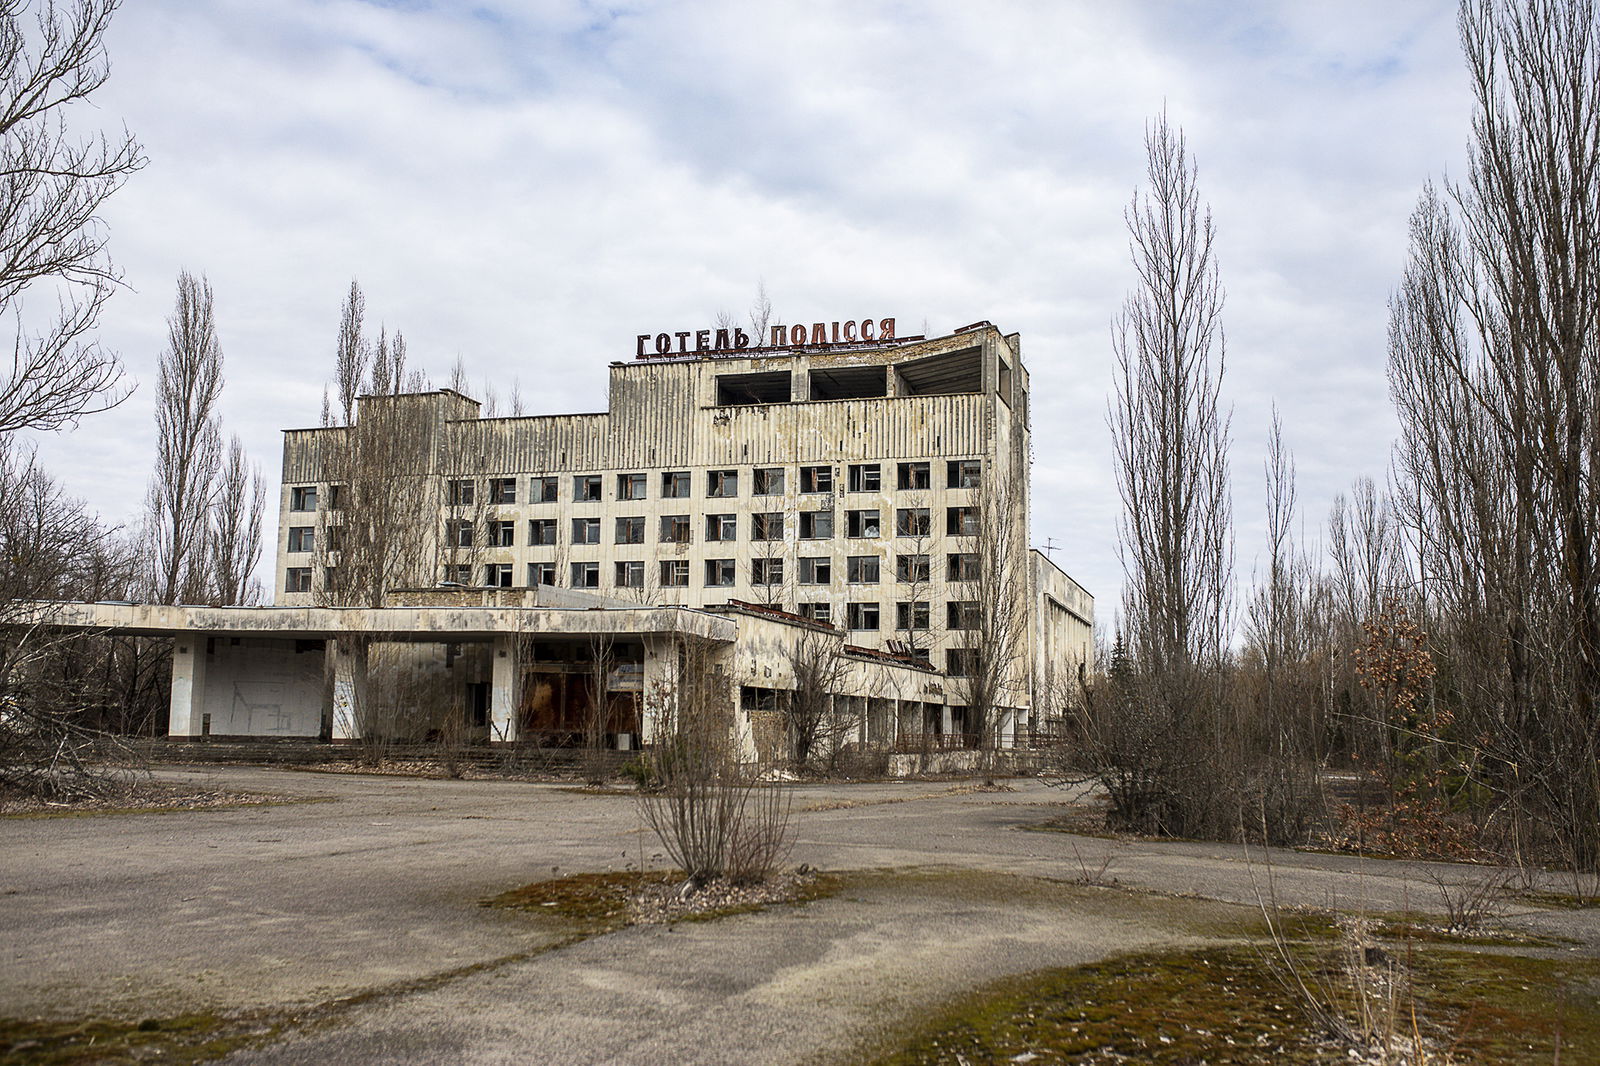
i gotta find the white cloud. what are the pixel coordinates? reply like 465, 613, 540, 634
21, 0, 1474, 619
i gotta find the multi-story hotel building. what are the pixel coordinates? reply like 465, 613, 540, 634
274, 319, 1092, 736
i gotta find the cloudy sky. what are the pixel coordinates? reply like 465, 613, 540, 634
25, 0, 1473, 619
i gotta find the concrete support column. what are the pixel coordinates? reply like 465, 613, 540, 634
941, 704, 955, 737
331, 638, 369, 740
168, 638, 207, 737
640, 634, 682, 745
489, 634, 519, 742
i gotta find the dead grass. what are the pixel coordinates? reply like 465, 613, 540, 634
0, 782, 305, 818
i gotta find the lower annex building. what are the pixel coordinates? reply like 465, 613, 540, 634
239, 317, 1092, 754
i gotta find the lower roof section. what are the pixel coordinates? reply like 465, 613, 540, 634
17, 601, 738, 644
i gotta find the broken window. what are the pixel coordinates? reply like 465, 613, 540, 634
707, 469, 738, 497
847, 556, 880, 584
571, 562, 600, 588
327, 484, 345, 510
896, 554, 930, 583
947, 506, 979, 536
848, 464, 881, 492
846, 509, 881, 538
706, 513, 736, 542
446, 521, 474, 549
947, 552, 980, 582
661, 515, 691, 543
895, 347, 983, 396
286, 526, 314, 553
572, 517, 600, 544
660, 559, 689, 587
846, 602, 880, 631
616, 516, 645, 544
489, 478, 517, 505
443, 564, 472, 585
662, 471, 690, 498
947, 601, 980, 630
705, 559, 736, 587
574, 475, 602, 502
946, 647, 977, 676
947, 459, 981, 489
289, 486, 317, 511
285, 566, 311, 593
896, 601, 930, 631
809, 365, 887, 400
753, 467, 785, 495
532, 475, 558, 502
896, 508, 931, 537
617, 472, 646, 500
752, 558, 783, 585
528, 562, 556, 586
798, 557, 832, 584
800, 465, 833, 493
615, 560, 644, 588
529, 519, 557, 546
447, 479, 475, 506
751, 512, 783, 541
488, 520, 515, 547
484, 562, 513, 588
799, 509, 834, 539
716, 370, 790, 406
798, 602, 833, 625
897, 462, 931, 490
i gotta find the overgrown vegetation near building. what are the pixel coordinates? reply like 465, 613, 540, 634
1059, 0, 1600, 886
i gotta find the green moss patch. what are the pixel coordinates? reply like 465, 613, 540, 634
484, 870, 677, 933
483, 868, 842, 934
864, 943, 1600, 1065
0, 1011, 279, 1065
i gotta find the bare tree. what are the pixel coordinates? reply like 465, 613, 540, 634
0, 0, 143, 435
1240, 413, 1326, 841
956, 475, 1028, 756
786, 627, 850, 772
892, 492, 938, 663
210, 434, 264, 605
1084, 113, 1237, 837
1111, 112, 1233, 680
1388, 0, 1600, 870
144, 271, 222, 606
333, 280, 366, 425
315, 394, 438, 608
0, 440, 141, 800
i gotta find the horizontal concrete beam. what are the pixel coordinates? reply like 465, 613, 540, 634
11, 601, 738, 644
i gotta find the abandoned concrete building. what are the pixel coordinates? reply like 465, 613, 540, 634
270, 320, 1091, 748
33, 320, 1092, 761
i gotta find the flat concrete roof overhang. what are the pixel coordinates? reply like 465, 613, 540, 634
13, 602, 738, 644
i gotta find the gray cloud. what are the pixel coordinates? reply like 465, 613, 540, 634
23, 0, 1472, 620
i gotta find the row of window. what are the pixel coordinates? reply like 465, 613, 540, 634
287, 461, 983, 512
289, 562, 981, 635
287, 551, 979, 592
286, 508, 979, 554
434, 552, 978, 587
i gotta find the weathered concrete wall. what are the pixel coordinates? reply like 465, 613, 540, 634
272, 327, 1039, 674
199, 637, 325, 737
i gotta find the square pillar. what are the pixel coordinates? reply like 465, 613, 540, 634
489, 634, 519, 742
168, 638, 207, 737
331, 638, 369, 740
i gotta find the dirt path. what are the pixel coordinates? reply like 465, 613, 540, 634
3, 767, 1595, 1064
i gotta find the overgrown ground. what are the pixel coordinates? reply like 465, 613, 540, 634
863, 943, 1599, 1065
5, 770, 1598, 1065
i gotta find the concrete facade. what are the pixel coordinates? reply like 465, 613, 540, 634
22, 598, 967, 760
270, 321, 1093, 736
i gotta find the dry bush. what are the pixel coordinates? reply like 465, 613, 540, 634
638, 639, 793, 889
